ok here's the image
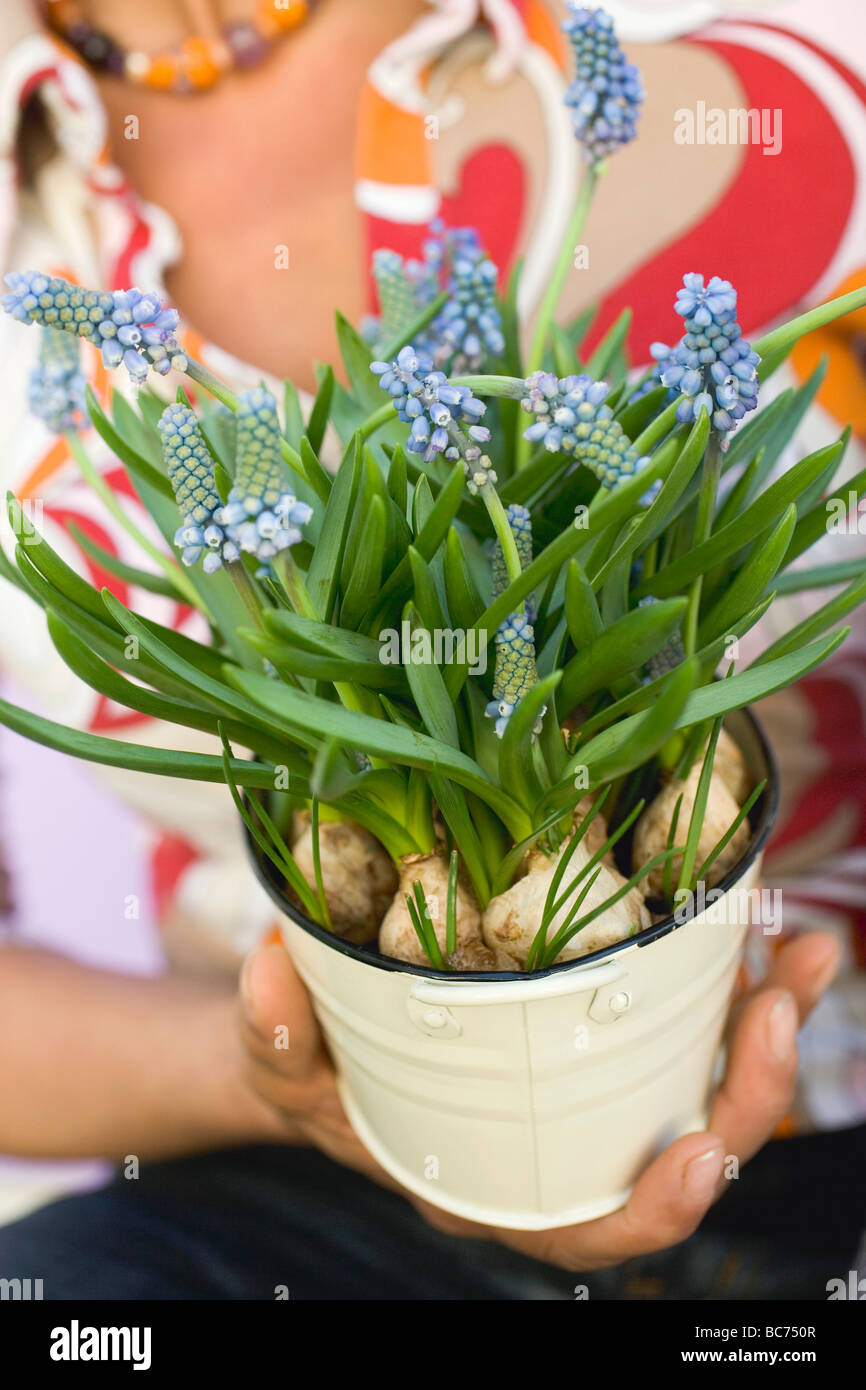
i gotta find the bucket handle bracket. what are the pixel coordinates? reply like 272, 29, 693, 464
408, 957, 626, 1011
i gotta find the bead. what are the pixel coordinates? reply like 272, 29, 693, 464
125, 51, 150, 81
180, 36, 220, 89
223, 21, 271, 70
145, 54, 179, 89
264, 0, 309, 31
48, 0, 314, 93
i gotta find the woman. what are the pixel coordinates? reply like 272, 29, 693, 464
0, 0, 860, 1300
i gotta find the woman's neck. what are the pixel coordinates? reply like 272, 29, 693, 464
68, 1, 427, 389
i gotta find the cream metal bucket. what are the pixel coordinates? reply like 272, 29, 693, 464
249, 708, 778, 1231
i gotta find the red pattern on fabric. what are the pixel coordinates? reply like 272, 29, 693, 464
581, 39, 855, 361
365, 143, 525, 308
767, 674, 866, 860
45, 506, 129, 606
150, 833, 200, 921
110, 207, 152, 292
734, 20, 866, 109
18, 65, 70, 110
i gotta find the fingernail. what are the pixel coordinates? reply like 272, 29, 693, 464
683, 1144, 725, 1200
766, 991, 797, 1062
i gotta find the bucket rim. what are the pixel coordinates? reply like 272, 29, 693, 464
245, 704, 780, 983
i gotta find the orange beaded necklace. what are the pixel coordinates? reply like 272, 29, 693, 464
44, 0, 317, 93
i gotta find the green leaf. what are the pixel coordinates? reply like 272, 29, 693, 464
113, 390, 166, 466
443, 526, 484, 629
574, 595, 774, 742
412, 474, 435, 534
335, 312, 382, 413
387, 446, 408, 515
218, 727, 320, 913
611, 632, 848, 745
64, 521, 179, 598
677, 715, 722, 892
298, 438, 332, 506
774, 560, 866, 595
696, 504, 796, 648
712, 448, 764, 532
9, 496, 125, 629
310, 737, 365, 801
753, 285, 866, 372
756, 572, 866, 665
225, 668, 531, 839
560, 597, 687, 713
636, 439, 842, 599
306, 434, 361, 619
551, 324, 579, 379
306, 366, 334, 454
373, 462, 465, 619
238, 628, 406, 691
614, 385, 668, 439
739, 359, 828, 494
263, 609, 384, 663
561, 658, 698, 791
446, 849, 459, 956
695, 778, 766, 883
500, 447, 569, 508
340, 495, 385, 629
100, 590, 317, 756
402, 603, 460, 748
407, 548, 446, 632
283, 379, 305, 450
429, 776, 490, 906
0, 693, 298, 789
564, 559, 603, 648
595, 413, 709, 581
499, 671, 561, 810
85, 387, 174, 499
721, 388, 792, 472
784, 461, 866, 567
44, 609, 288, 763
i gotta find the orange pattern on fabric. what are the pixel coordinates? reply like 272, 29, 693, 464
19, 436, 70, 500
790, 268, 866, 437
525, 0, 569, 68
355, 82, 432, 186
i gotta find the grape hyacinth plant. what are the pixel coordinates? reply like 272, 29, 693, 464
364, 220, 505, 372
650, 273, 761, 437
28, 326, 87, 433
0, 5, 865, 982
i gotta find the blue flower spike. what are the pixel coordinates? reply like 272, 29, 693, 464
521, 371, 652, 490
651, 273, 760, 438
371, 345, 490, 465
158, 403, 237, 573
3, 271, 188, 385
28, 326, 87, 433
492, 504, 533, 601
365, 222, 504, 372
370, 249, 421, 348
562, 6, 644, 165
486, 610, 543, 739
214, 388, 312, 570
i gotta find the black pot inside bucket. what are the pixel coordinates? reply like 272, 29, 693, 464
245, 704, 780, 983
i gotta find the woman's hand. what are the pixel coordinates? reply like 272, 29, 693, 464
238, 945, 395, 1184
238, 931, 839, 1268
